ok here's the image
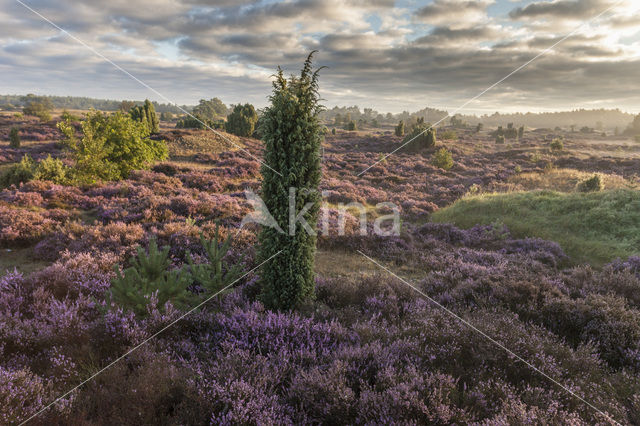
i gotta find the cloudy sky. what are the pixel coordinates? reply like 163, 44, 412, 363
1, 0, 639, 113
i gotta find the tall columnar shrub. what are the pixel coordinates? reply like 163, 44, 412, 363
130, 99, 159, 134
9, 127, 20, 148
258, 52, 323, 311
395, 120, 405, 137
225, 103, 259, 137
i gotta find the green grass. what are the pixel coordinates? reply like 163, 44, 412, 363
432, 189, 640, 266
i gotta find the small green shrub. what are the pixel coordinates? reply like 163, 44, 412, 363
515, 165, 522, 174
495, 135, 505, 144
432, 147, 454, 170
33, 155, 68, 184
186, 227, 243, 293
9, 127, 20, 148
226, 103, 259, 137
0, 155, 35, 187
440, 130, 457, 140
331, 128, 336, 135
107, 239, 194, 316
345, 120, 357, 131
23, 100, 52, 122
60, 110, 80, 122
550, 138, 564, 151
577, 174, 603, 192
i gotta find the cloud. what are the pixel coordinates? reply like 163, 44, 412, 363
0, 0, 639, 113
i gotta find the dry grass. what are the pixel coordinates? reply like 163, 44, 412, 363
509, 168, 637, 192
167, 130, 243, 158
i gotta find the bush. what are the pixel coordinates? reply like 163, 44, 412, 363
345, 120, 357, 131
175, 116, 205, 129
33, 155, 68, 184
403, 123, 436, 150
58, 110, 168, 183
432, 147, 454, 170
225, 103, 259, 137
259, 52, 323, 310
0, 155, 35, 187
130, 99, 159, 134
9, 127, 20, 148
550, 138, 563, 151
107, 239, 194, 316
22, 98, 52, 122
577, 174, 603, 192
440, 130, 457, 140
495, 135, 505, 144
394, 120, 405, 136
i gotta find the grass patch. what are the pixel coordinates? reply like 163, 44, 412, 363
509, 168, 637, 192
0, 247, 49, 274
432, 189, 640, 266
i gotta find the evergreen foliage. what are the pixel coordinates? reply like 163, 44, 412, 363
395, 120, 405, 136
225, 103, 259, 137
22, 96, 53, 122
107, 239, 194, 316
193, 98, 228, 122
345, 120, 357, 131
130, 99, 159, 134
550, 138, 564, 151
403, 122, 436, 150
186, 226, 243, 293
577, 174, 604, 192
9, 127, 20, 148
432, 147, 454, 170
495, 134, 505, 144
0, 155, 34, 188
258, 52, 324, 311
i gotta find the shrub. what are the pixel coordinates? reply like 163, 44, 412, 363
495, 135, 505, 144
58, 110, 168, 183
225, 103, 259, 137
107, 239, 194, 316
345, 120, 357, 131
550, 138, 563, 151
130, 99, 159, 134
403, 123, 436, 150
22, 98, 52, 122
518, 125, 525, 139
33, 155, 68, 184
192, 98, 228, 123
259, 52, 323, 310
432, 147, 454, 170
440, 129, 457, 140
577, 174, 603, 192
331, 128, 336, 135
175, 116, 205, 129
394, 120, 405, 137
9, 127, 20, 148
0, 155, 35, 187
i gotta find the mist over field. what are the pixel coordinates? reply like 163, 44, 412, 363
2, 0, 640, 424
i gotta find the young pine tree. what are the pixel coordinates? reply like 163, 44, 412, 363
9, 127, 20, 148
258, 52, 323, 311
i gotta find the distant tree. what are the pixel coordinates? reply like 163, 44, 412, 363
334, 113, 342, 126
9, 127, 20, 148
495, 134, 505, 144
176, 115, 205, 129
476, 123, 483, 133
624, 114, 640, 136
440, 130, 457, 141
193, 98, 228, 123
258, 52, 323, 311
22, 96, 53, 122
345, 120, 357, 131
518, 125, 525, 139
371, 119, 379, 128
450, 115, 463, 127
226, 103, 259, 137
395, 120, 405, 137
119, 100, 136, 112
130, 99, 159, 134
160, 111, 173, 121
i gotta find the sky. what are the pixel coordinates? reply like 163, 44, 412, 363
1, 0, 639, 114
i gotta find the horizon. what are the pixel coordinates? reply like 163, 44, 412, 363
1, 0, 639, 114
